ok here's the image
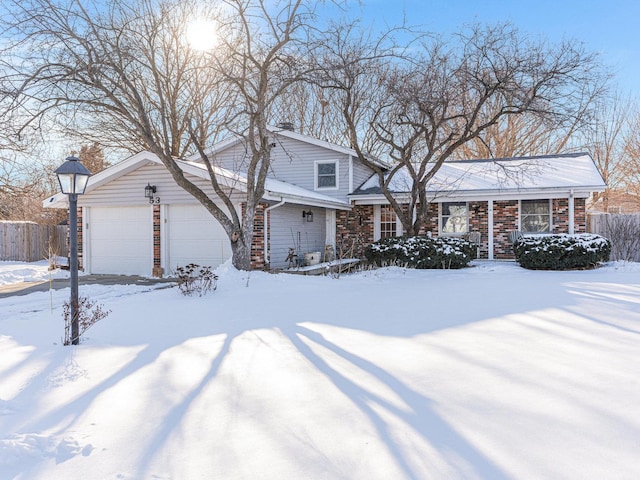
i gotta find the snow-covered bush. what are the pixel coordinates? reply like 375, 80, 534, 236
364, 235, 476, 269
513, 233, 611, 270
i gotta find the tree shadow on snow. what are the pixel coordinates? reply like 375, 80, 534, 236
278, 323, 510, 479
6, 269, 636, 479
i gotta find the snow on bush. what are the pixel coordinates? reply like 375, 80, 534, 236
364, 235, 476, 269
513, 233, 611, 270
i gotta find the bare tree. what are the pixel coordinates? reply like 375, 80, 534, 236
621, 102, 640, 198
0, 98, 67, 222
317, 23, 606, 236
0, 154, 35, 219
577, 91, 631, 211
451, 109, 588, 160
1, 0, 329, 269
0, 147, 64, 223
78, 142, 109, 174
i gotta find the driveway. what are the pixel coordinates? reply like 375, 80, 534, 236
0, 275, 176, 299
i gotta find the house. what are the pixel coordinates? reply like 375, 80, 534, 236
588, 190, 640, 214
349, 153, 606, 259
44, 126, 606, 276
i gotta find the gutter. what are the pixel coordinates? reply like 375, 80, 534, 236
264, 198, 286, 266
263, 190, 351, 210
349, 186, 607, 204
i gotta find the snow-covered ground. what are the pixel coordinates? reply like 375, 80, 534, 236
0, 260, 68, 287
1, 259, 639, 480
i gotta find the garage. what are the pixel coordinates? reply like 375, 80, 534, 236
87, 206, 153, 275
166, 204, 231, 275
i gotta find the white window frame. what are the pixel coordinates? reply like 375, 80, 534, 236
439, 202, 469, 235
520, 199, 552, 233
374, 204, 403, 240
315, 160, 339, 190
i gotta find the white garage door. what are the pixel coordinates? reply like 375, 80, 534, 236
167, 204, 231, 275
88, 206, 153, 275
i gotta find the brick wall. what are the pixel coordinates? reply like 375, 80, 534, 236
553, 198, 569, 233
335, 197, 588, 261
469, 201, 489, 259
77, 207, 83, 270
552, 198, 589, 233
491, 200, 519, 259
152, 205, 162, 277
417, 203, 439, 235
574, 198, 586, 232
336, 205, 374, 258
250, 203, 267, 270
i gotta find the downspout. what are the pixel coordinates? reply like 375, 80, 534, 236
264, 198, 286, 267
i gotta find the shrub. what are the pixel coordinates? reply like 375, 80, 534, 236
364, 235, 476, 269
603, 214, 640, 261
513, 233, 611, 270
63, 296, 111, 345
175, 263, 218, 296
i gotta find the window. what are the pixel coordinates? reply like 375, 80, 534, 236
520, 199, 550, 233
441, 202, 468, 233
380, 205, 398, 238
316, 161, 337, 189
374, 204, 402, 240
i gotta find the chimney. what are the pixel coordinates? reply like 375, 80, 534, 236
277, 122, 294, 132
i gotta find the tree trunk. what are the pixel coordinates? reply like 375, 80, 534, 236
230, 221, 255, 271
231, 240, 252, 271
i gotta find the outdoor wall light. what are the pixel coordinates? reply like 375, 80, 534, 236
302, 210, 314, 222
144, 183, 157, 198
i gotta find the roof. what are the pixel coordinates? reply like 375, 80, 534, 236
187, 125, 389, 168
350, 152, 606, 201
181, 160, 351, 209
43, 151, 351, 210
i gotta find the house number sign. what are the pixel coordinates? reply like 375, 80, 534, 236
148, 196, 161, 204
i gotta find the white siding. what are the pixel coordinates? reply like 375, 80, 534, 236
205, 141, 253, 173
352, 158, 375, 193
202, 136, 354, 202
78, 163, 244, 207
269, 205, 326, 269
81, 163, 240, 276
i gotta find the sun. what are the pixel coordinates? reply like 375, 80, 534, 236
186, 19, 218, 52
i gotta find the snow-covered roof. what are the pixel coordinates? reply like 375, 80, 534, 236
43, 151, 350, 210
181, 160, 351, 209
351, 153, 606, 201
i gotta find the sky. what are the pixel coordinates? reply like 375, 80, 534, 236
346, 0, 640, 96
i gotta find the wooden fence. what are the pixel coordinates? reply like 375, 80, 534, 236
0, 222, 68, 262
587, 213, 640, 262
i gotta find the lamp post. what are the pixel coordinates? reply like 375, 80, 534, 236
55, 156, 91, 345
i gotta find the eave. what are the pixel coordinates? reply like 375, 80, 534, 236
349, 185, 606, 205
